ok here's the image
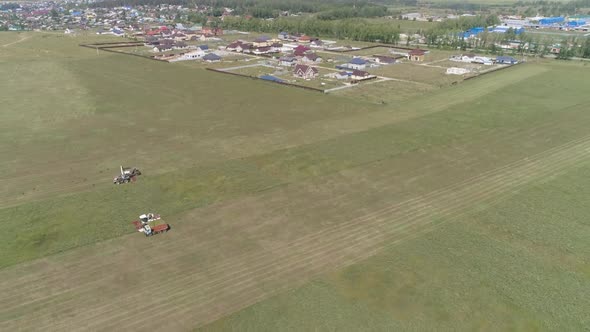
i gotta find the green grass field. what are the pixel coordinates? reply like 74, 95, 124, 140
1, 31, 590, 330
202, 164, 590, 330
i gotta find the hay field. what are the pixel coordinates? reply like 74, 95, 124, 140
1, 32, 589, 331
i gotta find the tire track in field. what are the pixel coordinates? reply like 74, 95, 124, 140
95, 137, 590, 331
1, 35, 31, 48
0, 116, 585, 305
3, 133, 589, 331
0, 115, 571, 300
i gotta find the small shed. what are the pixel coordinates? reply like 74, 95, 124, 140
202, 53, 222, 62
495, 56, 518, 64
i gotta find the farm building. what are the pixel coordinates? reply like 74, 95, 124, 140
253, 46, 272, 55
461, 27, 485, 38
460, 53, 477, 62
488, 26, 525, 34
310, 40, 324, 48
346, 58, 368, 70
237, 43, 253, 53
350, 70, 375, 81
279, 56, 298, 66
173, 49, 206, 60
298, 35, 312, 43
374, 55, 396, 64
293, 45, 311, 56
293, 64, 319, 79
253, 36, 271, 47
302, 53, 322, 63
173, 42, 189, 50
539, 17, 565, 25
446, 67, 470, 75
270, 42, 283, 52
153, 45, 172, 52
473, 56, 493, 65
567, 20, 586, 27
408, 49, 427, 61
203, 53, 222, 62
325, 71, 350, 80
496, 56, 518, 64
226, 41, 242, 51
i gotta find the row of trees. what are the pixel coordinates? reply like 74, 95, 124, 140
424, 27, 590, 59
316, 5, 390, 20
218, 15, 590, 59
91, 0, 393, 20
515, 0, 590, 16
220, 17, 402, 44
91, 0, 375, 15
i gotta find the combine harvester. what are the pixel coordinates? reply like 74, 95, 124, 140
132, 213, 170, 237
113, 165, 142, 184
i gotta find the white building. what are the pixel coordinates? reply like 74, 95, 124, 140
446, 67, 470, 75
169, 49, 206, 62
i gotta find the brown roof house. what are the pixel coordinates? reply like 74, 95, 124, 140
301, 52, 322, 63
350, 70, 375, 81
408, 49, 427, 61
293, 64, 319, 79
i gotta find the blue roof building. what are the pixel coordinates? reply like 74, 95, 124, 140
259, 75, 284, 83
539, 17, 564, 25
567, 20, 586, 27
349, 58, 367, 65
461, 27, 485, 38
496, 56, 518, 64
488, 26, 525, 35
202, 53, 221, 62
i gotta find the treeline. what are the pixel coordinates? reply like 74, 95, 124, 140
553, 36, 590, 59
316, 5, 390, 20
424, 26, 590, 59
436, 15, 500, 31
220, 17, 401, 43
514, 0, 590, 16
90, 0, 392, 20
91, 0, 375, 15
375, 0, 493, 11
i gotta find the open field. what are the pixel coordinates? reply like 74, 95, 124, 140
202, 161, 590, 331
1, 31, 590, 330
368, 62, 454, 86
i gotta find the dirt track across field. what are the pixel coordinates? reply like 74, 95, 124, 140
1, 133, 589, 331
1, 34, 31, 48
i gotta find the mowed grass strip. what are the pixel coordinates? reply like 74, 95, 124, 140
201, 161, 590, 331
